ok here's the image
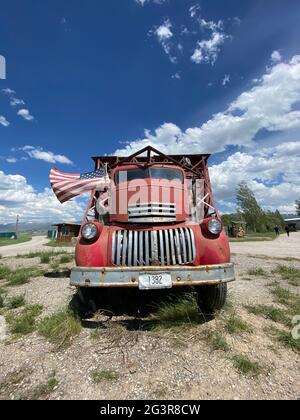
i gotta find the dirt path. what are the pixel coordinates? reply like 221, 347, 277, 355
0, 236, 74, 257
230, 232, 300, 259
0, 242, 299, 400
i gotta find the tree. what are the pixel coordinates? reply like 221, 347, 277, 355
236, 182, 266, 232
296, 198, 300, 216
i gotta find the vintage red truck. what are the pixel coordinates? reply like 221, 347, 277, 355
70, 146, 235, 314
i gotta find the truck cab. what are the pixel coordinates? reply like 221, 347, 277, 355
70, 146, 235, 314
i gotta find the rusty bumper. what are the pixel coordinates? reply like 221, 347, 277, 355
70, 263, 235, 288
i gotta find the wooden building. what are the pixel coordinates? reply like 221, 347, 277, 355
52, 223, 81, 242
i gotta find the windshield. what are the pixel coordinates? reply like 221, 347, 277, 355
115, 167, 184, 185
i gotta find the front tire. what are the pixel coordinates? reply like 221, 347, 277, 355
196, 283, 227, 315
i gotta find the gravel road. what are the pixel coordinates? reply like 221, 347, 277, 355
230, 232, 300, 258
0, 235, 299, 400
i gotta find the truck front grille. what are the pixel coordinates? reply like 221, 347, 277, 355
128, 202, 176, 223
111, 227, 196, 266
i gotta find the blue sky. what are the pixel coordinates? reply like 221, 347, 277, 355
1, 0, 300, 223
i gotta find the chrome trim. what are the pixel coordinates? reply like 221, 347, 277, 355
128, 202, 176, 223
71, 263, 236, 288
112, 227, 196, 267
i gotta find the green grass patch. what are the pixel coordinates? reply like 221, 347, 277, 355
40, 253, 51, 264
272, 265, 300, 286
6, 294, 26, 309
91, 369, 119, 383
232, 354, 262, 376
38, 309, 81, 349
59, 254, 73, 264
268, 327, 300, 353
245, 304, 290, 327
247, 268, 268, 277
205, 330, 230, 352
0, 265, 11, 279
151, 295, 203, 330
0, 234, 32, 247
6, 267, 43, 286
271, 286, 295, 306
7, 304, 43, 335
224, 314, 253, 334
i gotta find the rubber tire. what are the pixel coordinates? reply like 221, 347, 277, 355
196, 283, 227, 315
69, 288, 96, 318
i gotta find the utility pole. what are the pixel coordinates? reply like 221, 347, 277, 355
15, 214, 19, 239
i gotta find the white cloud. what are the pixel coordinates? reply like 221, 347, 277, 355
0, 171, 85, 224
6, 158, 17, 163
222, 74, 230, 86
191, 30, 228, 65
153, 19, 177, 63
1, 88, 15, 95
115, 56, 300, 156
18, 146, 73, 165
0, 116, 10, 127
17, 109, 34, 121
10, 98, 25, 106
135, 0, 166, 5
271, 50, 282, 63
172, 72, 181, 80
189, 4, 201, 18
114, 55, 300, 211
210, 142, 300, 212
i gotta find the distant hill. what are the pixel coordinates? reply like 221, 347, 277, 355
0, 222, 53, 233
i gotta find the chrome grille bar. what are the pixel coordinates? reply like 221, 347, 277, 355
112, 227, 196, 267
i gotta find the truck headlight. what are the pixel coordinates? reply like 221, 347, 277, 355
207, 219, 222, 235
81, 223, 99, 241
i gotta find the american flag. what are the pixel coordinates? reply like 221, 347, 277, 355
50, 167, 109, 203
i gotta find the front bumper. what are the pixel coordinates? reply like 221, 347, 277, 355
70, 263, 235, 288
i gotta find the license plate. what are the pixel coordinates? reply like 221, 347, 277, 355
139, 272, 172, 290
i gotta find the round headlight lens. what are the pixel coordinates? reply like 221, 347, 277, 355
207, 219, 222, 235
81, 223, 98, 241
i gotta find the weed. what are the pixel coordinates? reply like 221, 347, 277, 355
247, 268, 268, 277
272, 265, 300, 286
7, 304, 43, 335
245, 304, 291, 327
232, 354, 262, 376
224, 314, 253, 334
59, 254, 73, 264
205, 330, 230, 352
6, 294, 26, 310
38, 309, 81, 349
91, 369, 119, 383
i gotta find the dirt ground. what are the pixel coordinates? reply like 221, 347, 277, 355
0, 234, 299, 400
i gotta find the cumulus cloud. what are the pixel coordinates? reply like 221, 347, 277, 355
210, 142, 300, 212
17, 109, 34, 121
0, 115, 10, 127
114, 55, 300, 211
271, 50, 282, 63
115, 55, 300, 156
17, 146, 73, 165
0, 171, 85, 224
6, 158, 17, 163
